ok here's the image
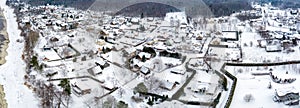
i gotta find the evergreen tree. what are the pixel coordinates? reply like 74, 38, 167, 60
142, 55, 146, 62
141, 13, 144, 19
58, 79, 71, 95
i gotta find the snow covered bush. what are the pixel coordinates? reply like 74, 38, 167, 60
243, 94, 254, 102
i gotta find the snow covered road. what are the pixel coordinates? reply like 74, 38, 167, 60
0, 1, 38, 107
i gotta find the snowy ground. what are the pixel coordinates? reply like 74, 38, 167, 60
179, 69, 220, 102
240, 23, 300, 63
226, 64, 300, 108
0, 1, 38, 107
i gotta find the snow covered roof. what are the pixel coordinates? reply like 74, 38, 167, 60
164, 12, 187, 24
124, 48, 136, 54
140, 66, 150, 75
160, 80, 175, 90
22, 16, 30, 23
220, 31, 238, 40
266, 45, 282, 52
170, 68, 185, 75
71, 79, 92, 91
138, 52, 151, 59
165, 72, 183, 84
101, 81, 115, 90
276, 87, 298, 97
131, 18, 139, 23
93, 66, 103, 74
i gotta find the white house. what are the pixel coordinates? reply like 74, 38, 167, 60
164, 12, 187, 24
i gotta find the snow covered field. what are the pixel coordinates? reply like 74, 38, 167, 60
0, 0, 38, 107
240, 22, 300, 63
226, 64, 300, 108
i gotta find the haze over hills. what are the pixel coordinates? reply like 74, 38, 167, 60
88, 0, 214, 18
7, 0, 300, 17
115, 2, 181, 17
255, 0, 300, 9
8, 0, 214, 17
203, 0, 252, 17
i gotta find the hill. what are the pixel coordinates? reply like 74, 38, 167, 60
10, 0, 300, 18
115, 2, 180, 17
203, 0, 253, 17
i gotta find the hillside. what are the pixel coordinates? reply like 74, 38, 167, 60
115, 2, 180, 17
203, 0, 253, 17
8, 0, 300, 18
258, 0, 300, 9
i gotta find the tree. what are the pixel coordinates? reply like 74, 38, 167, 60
147, 97, 154, 106
282, 35, 286, 40
244, 94, 254, 102
268, 82, 272, 89
237, 68, 243, 73
103, 96, 116, 108
58, 79, 71, 95
141, 13, 144, 19
134, 83, 148, 93
117, 101, 128, 108
147, 77, 161, 92
28, 30, 40, 49
102, 47, 106, 53
118, 88, 125, 98
30, 56, 38, 67
142, 47, 156, 57
141, 55, 146, 62
292, 38, 297, 45
139, 25, 146, 32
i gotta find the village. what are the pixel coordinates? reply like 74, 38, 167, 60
3, 1, 300, 108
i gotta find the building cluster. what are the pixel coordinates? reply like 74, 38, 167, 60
15, 3, 224, 107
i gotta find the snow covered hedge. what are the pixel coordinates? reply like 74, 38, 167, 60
221, 63, 237, 108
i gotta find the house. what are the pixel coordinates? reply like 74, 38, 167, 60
273, 87, 299, 105
160, 80, 176, 90
124, 48, 137, 57
164, 72, 184, 85
137, 52, 151, 60
190, 83, 209, 94
164, 12, 187, 24
189, 59, 205, 67
219, 31, 239, 42
95, 60, 110, 69
23, 18, 31, 26
71, 79, 92, 95
55, 45, 77, 59
101, 81, 116, 91
265, 45, 282, 52
131, 18, 139, 24
140, 66, 150, 75
87, 66, 103, 76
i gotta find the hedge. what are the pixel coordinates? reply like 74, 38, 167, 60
220, 63, 237, 108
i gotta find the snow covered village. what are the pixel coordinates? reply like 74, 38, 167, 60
1, 0, 300, 108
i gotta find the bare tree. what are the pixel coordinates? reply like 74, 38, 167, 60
244, 94, 254, 102
146, 76, 161, 92
118, 88, 126, 98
